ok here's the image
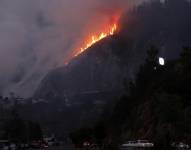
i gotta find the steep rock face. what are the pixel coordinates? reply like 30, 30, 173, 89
34, 36, 134, 101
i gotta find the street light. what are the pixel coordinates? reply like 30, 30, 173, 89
159, 57, 165, 66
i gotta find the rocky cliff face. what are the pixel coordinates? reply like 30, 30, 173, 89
34, 36, 136, 101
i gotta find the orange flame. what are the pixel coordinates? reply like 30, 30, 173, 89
74, 23, 117, 57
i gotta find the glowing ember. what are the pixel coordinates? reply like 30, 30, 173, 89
74, 23, 117, 57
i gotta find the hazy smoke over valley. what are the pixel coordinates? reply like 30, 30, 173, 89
0, 0, 147, 97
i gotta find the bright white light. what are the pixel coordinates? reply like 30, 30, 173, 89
159, 57, 165, 66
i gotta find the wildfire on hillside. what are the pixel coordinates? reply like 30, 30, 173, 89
74, 23, 118, 57
64, 13, 121, 65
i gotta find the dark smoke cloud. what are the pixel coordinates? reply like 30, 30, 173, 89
0, 0, 147, 97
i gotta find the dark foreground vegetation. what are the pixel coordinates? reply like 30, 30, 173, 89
0, 102, 42, 143
70, 46, 191, 150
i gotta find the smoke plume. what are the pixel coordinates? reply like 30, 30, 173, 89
0, 0, 147, 97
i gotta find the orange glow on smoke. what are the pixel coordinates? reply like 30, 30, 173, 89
64, 13, 122, 65
74, 23, 118, 57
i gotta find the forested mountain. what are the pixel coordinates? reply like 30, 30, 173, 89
35, 0, 191, 101
1, 0, 191, 147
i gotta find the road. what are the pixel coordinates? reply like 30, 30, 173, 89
31, 145, 75, 150
31, 145, 100, 150
48, 146, 100, 150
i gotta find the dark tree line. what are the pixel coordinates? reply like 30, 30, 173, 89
69, 46, 191, 150
104, 46, 191, 150
0, 99, 43, 143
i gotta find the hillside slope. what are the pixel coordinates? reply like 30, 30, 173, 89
28, 0, 191, 137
